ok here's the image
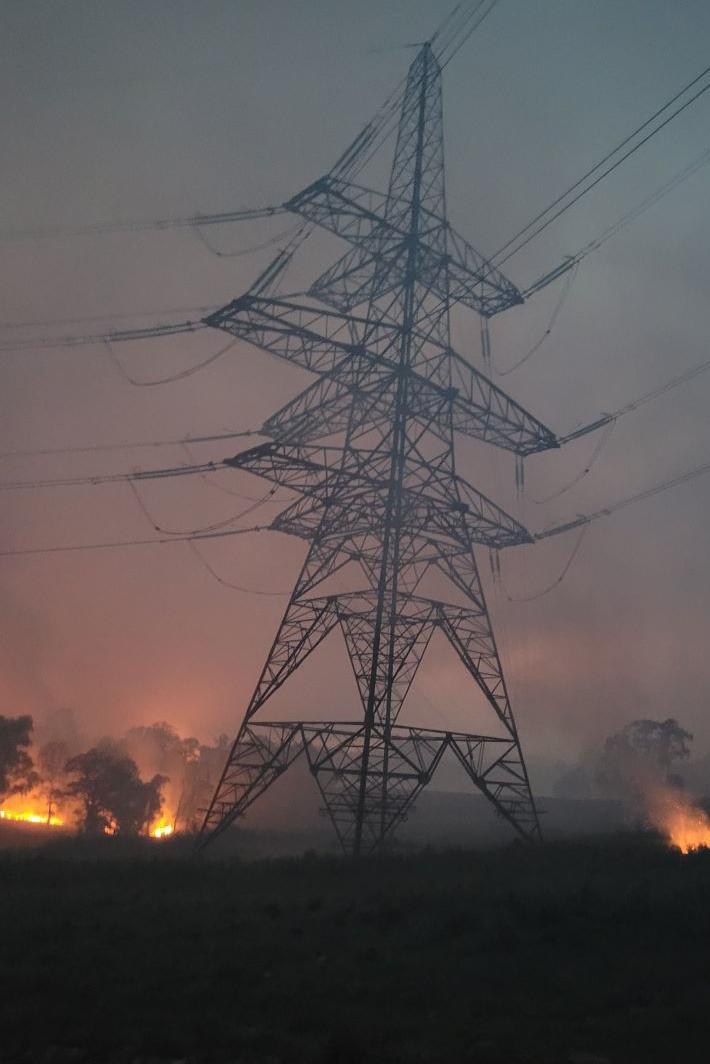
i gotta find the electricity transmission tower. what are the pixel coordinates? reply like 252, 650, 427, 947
198, 43, 558, 856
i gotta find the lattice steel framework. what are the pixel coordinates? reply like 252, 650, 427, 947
198, 44, 559, 856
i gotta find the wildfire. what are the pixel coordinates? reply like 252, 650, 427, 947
149, 817, 174, 839
0, 808, 64, 828
646, 788, 710, 854
0, 801, 177, 838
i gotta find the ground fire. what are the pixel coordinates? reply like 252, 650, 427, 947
647, 788, 710, 853
0, 798, 176, 839
0, 807, 64, 828
149, 817, 174, 839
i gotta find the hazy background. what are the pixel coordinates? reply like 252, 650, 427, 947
2, 0, 710, 794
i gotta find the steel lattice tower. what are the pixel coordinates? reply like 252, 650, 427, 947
198, 44, 558, 856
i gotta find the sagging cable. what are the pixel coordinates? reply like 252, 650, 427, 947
187, 540, 289, 597
191, 220, 302, 260
531, 419, 616, 504
504, 527, 588, 602
104, 337, 236, 386
127, 479, 279, 537
495, 264, 579, 375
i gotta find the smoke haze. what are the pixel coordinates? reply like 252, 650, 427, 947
2, 1, 710, 793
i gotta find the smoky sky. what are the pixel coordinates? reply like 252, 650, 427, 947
2, 0, 710, 784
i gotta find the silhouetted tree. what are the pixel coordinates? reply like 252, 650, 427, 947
64, 743, 167, 835
122, 721, 199, 829
0, 715, 37, 799
597, 717, 693, 799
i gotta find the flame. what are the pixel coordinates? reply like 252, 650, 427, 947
149, 817, 174, 839
0, 800, 177, 838
0, 808, 64, 828
646, 788, 710, 854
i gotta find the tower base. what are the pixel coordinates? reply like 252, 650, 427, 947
198, 720, 540, 856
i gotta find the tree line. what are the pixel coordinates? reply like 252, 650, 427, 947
0, 714, 229, 835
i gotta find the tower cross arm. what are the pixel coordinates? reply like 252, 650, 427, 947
205, 294, 558, 455
447, 347, 559, 454
204, 293, 400, 376
285, 176, 523, 316
225, 442, 534, 549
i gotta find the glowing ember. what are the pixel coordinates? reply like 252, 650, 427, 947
0, 808, 64, 828
646, 789, 710, 854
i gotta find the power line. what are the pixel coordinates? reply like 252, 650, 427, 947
504, 526, 588, 601
187, 540, 289, 596
9, 117, 689, 370
21, 83, 692, 353
439, 0, 502, 69
522, 143, 710, 300
493, 263, 579, 375
559, 346, 710, 446
191, 220, 302, 260
0, 429, 257, 462
535, 454, 710, 541
179, 441, 272, 502
0, 205, 283, 245
127, 479, 279, 536
0, 458, 234, 492
494, 64, 710, 266
104, 337, 236, 386
339, 3, 496, 183
0, 319, 205, 356
502, 448, 710, 598
0, 303, 216, 332
4, 444, 710, 568
531, 420, 616, 504
5, 324, 710, 478
0, 3, 486, 251
0, 524, 267, 559
4, 314, 710, 482
569, 145, 710, 263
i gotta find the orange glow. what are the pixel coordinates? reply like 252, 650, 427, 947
148, 816, 174, 840
0, 807, 64, 828
647, 789, 710, 854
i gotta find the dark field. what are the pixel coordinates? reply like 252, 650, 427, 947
1, 833, 709, 1064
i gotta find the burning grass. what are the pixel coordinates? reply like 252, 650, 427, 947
0, 808, 64, 828
0, 795, 65, 828
645, 787, 710, 854
0, 801, 177, 840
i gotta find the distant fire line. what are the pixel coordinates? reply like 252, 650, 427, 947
0, 809, 64, 827
1, 807, 175, 838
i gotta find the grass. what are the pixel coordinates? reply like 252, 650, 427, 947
0, 832, 709, 1063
